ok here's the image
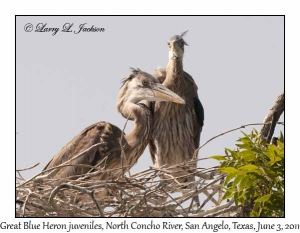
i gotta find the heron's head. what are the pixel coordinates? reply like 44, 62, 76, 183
117, 68, 185, 118
168, 31, 188, 59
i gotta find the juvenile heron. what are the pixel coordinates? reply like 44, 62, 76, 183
43, 69, 185, 184
149, 32, 204, 191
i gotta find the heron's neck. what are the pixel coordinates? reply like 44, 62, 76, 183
121, 103, 152, 166
164, 56, 185, 94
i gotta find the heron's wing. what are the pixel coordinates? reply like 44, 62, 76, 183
183, 71, 204, 150
43, 122, 100, 170
147, 101, 156, 164
194, 96, 204, 149
43, 122, 123, 180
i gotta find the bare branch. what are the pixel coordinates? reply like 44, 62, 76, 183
194, 121, 284, 156
16, 163, 40, 172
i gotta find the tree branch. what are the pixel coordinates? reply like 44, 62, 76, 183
260, 93, 285, 142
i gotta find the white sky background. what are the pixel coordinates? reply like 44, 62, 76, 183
16, 16, 284, 179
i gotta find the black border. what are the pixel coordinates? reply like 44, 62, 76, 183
15, 15, 285, 219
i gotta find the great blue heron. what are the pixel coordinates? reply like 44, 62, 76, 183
149, 32, 204, 191
43, 68, 185, 185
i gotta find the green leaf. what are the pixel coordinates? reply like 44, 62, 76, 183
222, 189, 235, 200
264, 150, 275, 164
236, 143, 250, 149
220, 167, 238, 174
210, 155, 227, 161
232, 174, 244, 188
239, 164, 258, 172
253, 128, 259, 135
239, 176, 253, 190
278, 131, 284, 143
250, 202, 261, 217
225, 148, 238, 159
241, 131, 252, 141
255, 194, 271, 203
224, 172, 237, 186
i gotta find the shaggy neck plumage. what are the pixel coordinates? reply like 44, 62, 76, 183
118, 102, 152, 166
164, 56, 185, 95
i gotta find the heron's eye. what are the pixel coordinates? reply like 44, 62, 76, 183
142, 80, 147, 86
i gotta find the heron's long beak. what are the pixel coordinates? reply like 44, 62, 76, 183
152, 83, 185, 104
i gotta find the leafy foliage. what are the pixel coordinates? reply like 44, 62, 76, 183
212, 130, 284, 217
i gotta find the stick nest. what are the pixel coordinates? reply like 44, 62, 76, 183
16, 158, 237, 217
